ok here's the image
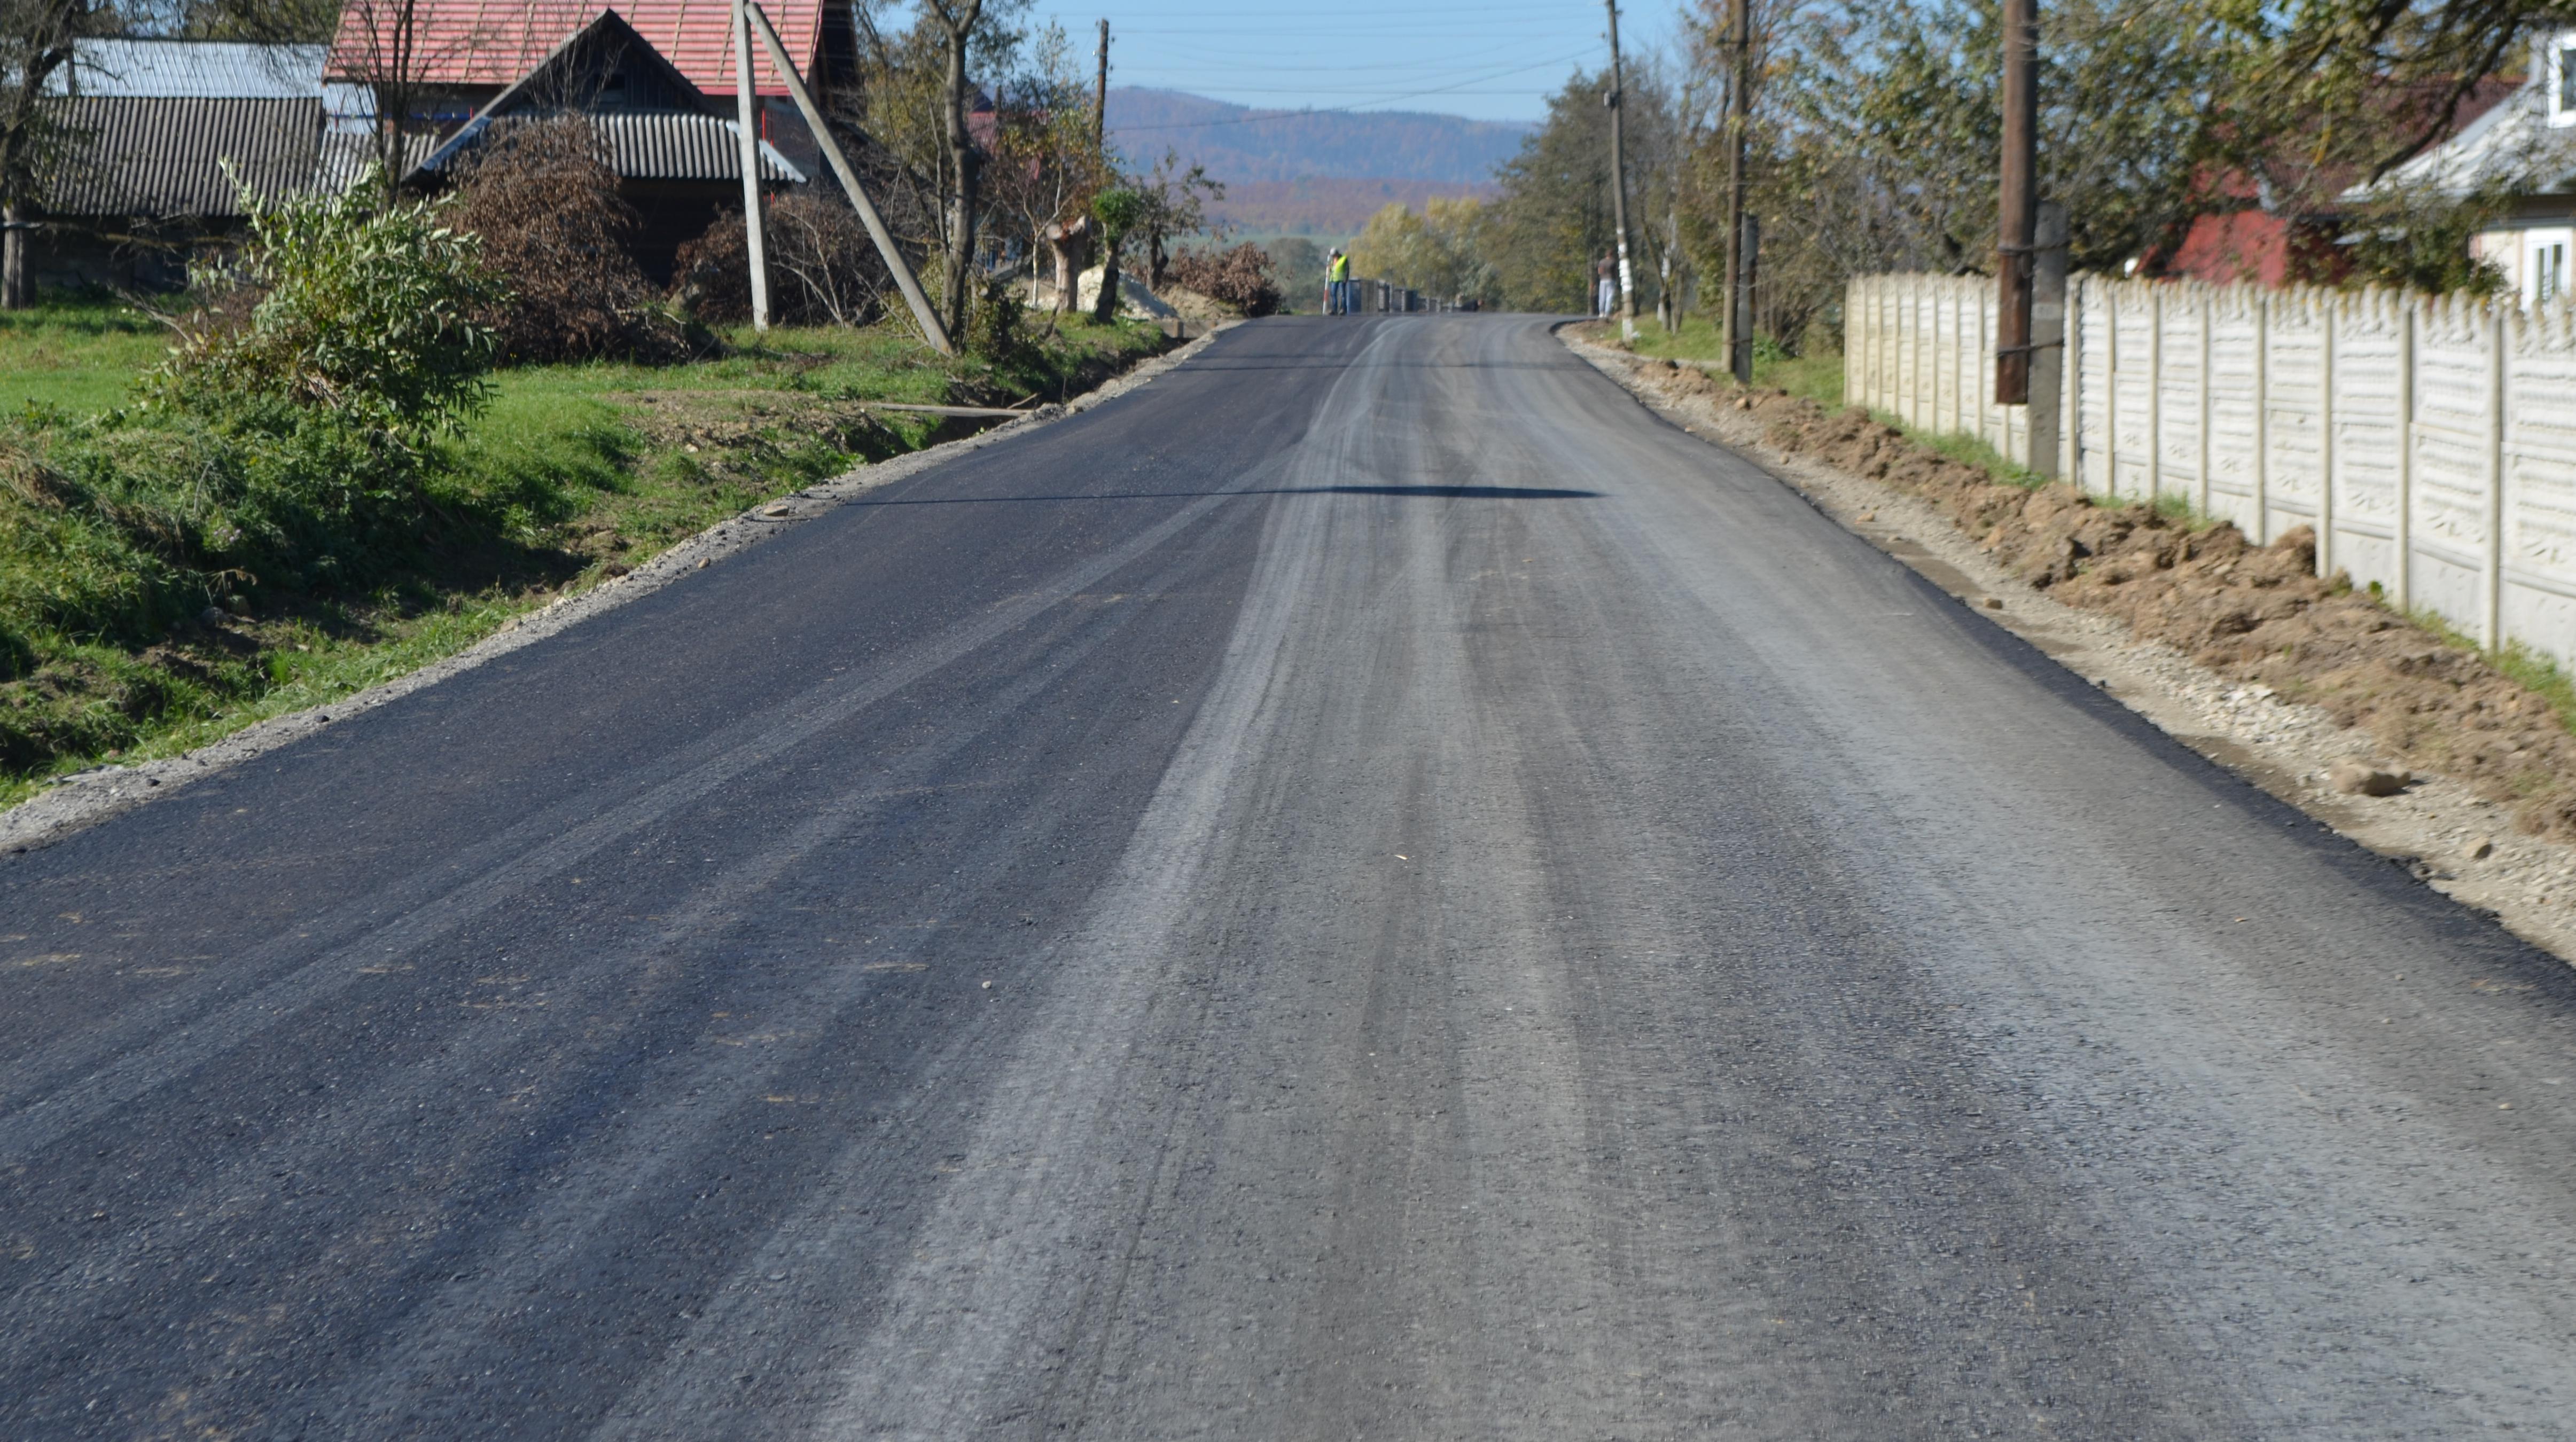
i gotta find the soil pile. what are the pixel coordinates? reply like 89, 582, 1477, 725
1633, 360, 2576, 838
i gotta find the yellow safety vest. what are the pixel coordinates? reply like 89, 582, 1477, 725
1329, 254, 1349, 281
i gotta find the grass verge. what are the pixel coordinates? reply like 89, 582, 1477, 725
1593, 315, 1847, 409
1, 289, 1168, 807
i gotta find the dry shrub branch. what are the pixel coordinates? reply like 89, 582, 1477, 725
1640, 360, 2576, 838
446, 116, 686, 362
1164, 242, 1282, 318
670, 197, 893, 328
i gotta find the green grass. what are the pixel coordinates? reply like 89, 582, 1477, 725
0, 296, 1168, 802
1613, 315, 1846, 409
0, 290, 176, 415
2398, 602, 2576, 738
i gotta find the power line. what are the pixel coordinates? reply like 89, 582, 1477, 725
1114, 48, 1601, 129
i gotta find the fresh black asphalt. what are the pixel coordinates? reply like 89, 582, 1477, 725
4, 315, 2574, 1438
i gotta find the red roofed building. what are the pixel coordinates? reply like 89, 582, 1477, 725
2157, 77, 2522, 287
328, 0, 826, 99
326, 0, 847, 174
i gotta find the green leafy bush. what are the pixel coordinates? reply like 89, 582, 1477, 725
155, 164, 508, 444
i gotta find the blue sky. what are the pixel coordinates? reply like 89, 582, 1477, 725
1008, 1, 1691, 125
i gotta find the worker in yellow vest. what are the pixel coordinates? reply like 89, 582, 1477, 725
1327, 248, 1351, 315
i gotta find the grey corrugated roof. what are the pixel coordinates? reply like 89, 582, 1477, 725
36, 96, 324, 218
419, 111, 806, 183
47, 39, 324, 99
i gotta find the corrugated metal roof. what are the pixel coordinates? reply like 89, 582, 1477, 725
420, 110, 805, 182
36, 96, 325, 219
2346, 79, 2576, 202
327, 0, 823, 99
46, 39, 325, 99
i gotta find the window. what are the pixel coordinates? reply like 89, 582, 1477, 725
2557, 36, 2576, 124
2539, 241, 2569, 305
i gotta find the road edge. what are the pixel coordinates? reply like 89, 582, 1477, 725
0, 320, 1245, 858
1559, 324, 2576, 967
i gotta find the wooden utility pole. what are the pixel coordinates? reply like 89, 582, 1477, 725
1720, 0, 1751, 381
1604, 0, 1635, 341
1095, 20, 1110, 153
731, 0, 770, 331
1995, 0, 2038, 403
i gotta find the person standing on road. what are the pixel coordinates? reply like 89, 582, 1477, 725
1327, 248, 1351, 315
1595, 252, 1617, 318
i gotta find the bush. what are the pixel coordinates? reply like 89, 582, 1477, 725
155, 163, 505, 445
1166, 243, 1282, 317
445, 116, 691, 362
670, 196, 894, 327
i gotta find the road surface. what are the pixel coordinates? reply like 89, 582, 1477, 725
4, 315, 2574, 1439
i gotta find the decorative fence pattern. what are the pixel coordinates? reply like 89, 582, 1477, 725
1844, 273, 2576, 663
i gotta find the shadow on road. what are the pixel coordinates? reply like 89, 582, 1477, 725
846, 485, 1602, 506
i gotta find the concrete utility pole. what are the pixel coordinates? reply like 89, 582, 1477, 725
731, 0, 770, 331
744, 0, 951, 352
1095, 20, 1110, 153
1604, 0, 1635, 342
1720, 0, 1751, 382
1995, 0, 2038, 403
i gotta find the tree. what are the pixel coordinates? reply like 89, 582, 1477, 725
1130, 148, 1223, 291
175, 0, 339, 42
1703, 0, 2227, 345
1480, 68, 1622, 313
0, 0, 98, 309
1348, 197, 1495, 303
848, 2, 1043, 338
1088, 184, 1141, 321
978, 18, 1106, 320
2222, 0, 2576, 177
923, 0, 987, 338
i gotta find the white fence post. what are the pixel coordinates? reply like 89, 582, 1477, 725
2062, 277, 2082, 482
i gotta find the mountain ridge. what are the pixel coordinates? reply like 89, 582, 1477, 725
1106, 87, 1529, 187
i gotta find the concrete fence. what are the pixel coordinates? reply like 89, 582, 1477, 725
1845, 273, 2576, 663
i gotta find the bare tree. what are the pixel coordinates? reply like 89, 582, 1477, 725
335, 0, 426, 195
0, 0, 96, 308
923, 0, 984, 338
1130, 147, 1221, 292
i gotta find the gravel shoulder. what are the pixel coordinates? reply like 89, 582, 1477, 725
0, 323, 1238, 858
1564, 330, 2576, 966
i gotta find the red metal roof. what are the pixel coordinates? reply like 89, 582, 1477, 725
327, 0, 820, 98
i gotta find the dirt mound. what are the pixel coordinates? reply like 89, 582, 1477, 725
1641, 362, 2576, 838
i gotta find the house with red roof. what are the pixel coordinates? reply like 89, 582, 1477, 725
326, 0, 846, 178
326, 0, 842, 278
2158, 77, 2522, 288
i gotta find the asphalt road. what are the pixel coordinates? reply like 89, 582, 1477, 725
5, 315, 2575, 1440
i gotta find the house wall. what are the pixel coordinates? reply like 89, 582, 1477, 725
2476, 197, 2576, 306
1846, 271, 2576, 667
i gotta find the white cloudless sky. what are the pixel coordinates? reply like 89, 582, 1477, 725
1004, 1, 1692, 126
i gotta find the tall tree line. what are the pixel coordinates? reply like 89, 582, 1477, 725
1467, 0, 2576, 345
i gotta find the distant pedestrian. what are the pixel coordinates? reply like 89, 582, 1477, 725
1595, 253, 1617, 318
1327, 247, 1351, 314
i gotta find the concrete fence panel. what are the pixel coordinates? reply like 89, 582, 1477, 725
2504, 308, 2576, 654
2206, 286, 2263, 535
1844, 270, 2576, 668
